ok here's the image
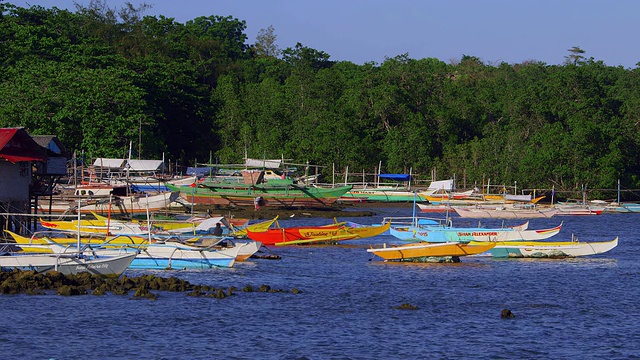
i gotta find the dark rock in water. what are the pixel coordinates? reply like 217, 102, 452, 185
132, 282, 158, 300
394, 303, 419, 310
501, 308, 515, 318
92, 286, 106, 296
112, 287, 129, 296
57, 285, 87, 296
215, 289, 227, 299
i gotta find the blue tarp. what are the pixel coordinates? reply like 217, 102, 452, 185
378, 173, 411, 182
186, 167, 216, 176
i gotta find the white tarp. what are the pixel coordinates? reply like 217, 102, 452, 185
244, 158, 282, 169
427, 179, 454, 191
126, 159, 165, 172
92, 158, 126, 169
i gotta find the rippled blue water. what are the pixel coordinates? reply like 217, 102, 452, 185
1, 206, 639, 359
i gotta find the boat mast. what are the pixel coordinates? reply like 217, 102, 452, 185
76, 200, 81, 252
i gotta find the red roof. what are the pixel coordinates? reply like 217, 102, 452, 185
0, 128, 47, 163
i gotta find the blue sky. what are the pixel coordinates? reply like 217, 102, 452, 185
7, 0, 640, 68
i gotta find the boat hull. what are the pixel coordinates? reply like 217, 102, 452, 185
247, 222, 390, 246
167, 183, 352, 208
0, 252, 136, 277
453, 207, 558, 219
367, 242, 495, 261
35, 192, 179, 215
341, 188, 424, 203
389, 223, 562, 243
472, 237, 619, 258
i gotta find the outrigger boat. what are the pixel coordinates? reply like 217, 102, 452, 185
0, 249, 137, 277
7, 231, 243, 269
39, 213, 241, 236
246, 220, 390, 246
470, 236, 619, 258
387, 217, 562, 243
453, 205, 558, 219
166, 175, 352, 208
367, 241, 496, 261
5, 230, 149, 253
231, 217, 279, 238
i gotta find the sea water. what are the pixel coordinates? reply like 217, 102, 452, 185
1, 206, 638, 359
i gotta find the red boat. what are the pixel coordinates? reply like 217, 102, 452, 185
247, 221, 390, 246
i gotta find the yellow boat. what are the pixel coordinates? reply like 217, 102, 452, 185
367, 241, 495, 261
40, 212, 248, 236
232, 216, 279, 238
5, 230, 149, 253
39, 214, 149, 236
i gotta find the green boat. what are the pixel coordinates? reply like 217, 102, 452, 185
166, 177, 352, 208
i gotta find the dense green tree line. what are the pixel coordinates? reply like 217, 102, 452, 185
1, 2, 639, 196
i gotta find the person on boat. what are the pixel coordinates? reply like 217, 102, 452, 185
212, 222, 223, 236
254, 196, 262, 210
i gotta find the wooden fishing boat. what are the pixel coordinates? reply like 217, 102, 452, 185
35, 191, 180, 215
166, 177, 352, 208
123, 241, 241, 269
39, 216, 150, 236
0, 250, 137, 277
387, 217, 562, 243
246, 221, 391, 246
231, 217, 279, 238
470, 236, 618, 258
416, 203, 453, 213
182, 237, 262, 261
9, 233, 242, 270
453, 205, 558, 219
367, 241, 496, 261
136, 215, 248, 234
554, 199, 605, 216
5, 230, 149, 253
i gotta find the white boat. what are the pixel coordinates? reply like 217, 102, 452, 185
0, 246, 136, 277
453, 205, 558, 219
35, 191, 180, 215
185, 237, 262, 261
555, 202, 604, 216
472, 236, 619, 258
387, 216, 562, 243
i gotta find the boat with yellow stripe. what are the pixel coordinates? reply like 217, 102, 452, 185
367, 241, 496, 261
5, 230, 149, 253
